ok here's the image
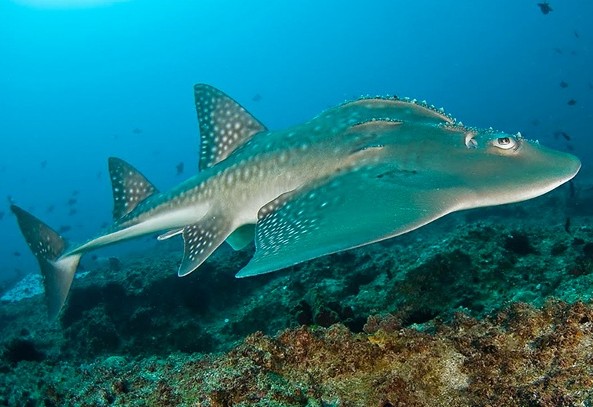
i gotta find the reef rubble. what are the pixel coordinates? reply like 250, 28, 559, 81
1, 300, 592, 406
1, 185, 593, 406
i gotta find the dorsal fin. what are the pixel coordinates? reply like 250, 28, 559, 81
108, 157, 158, 220
194, 84, 267, 171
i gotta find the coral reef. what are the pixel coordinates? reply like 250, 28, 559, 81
1, 185, 593, 405
1, 301, 592, 406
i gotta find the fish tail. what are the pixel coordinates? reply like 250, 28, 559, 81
11, 205, 81, 320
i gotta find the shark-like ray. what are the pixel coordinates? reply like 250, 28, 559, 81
11, 84, 581, 320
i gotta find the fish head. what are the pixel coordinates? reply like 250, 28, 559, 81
455, 129, 580, 208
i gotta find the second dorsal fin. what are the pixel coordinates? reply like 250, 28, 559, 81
194, 84, 267, 171
108, 157, 158, 220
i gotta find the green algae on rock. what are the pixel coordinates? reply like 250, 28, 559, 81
1, 300, 592, 406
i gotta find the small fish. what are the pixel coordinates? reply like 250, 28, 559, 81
46, 205, 55, 213
176, 162, 184, 175
58, 225, 71, 233
567, 99, 577, 106
71, 190, 79, 196
67, 198, 77, 206
0, 211, 4, 220
553, 131, 571, 141
564, 217, 571, 233
553, 48, 563, 55
40, 160, 48, 169
132, 128, 143, 134
574, 30, 580, 39
96, 171, 102, 179
559, 81, 568, 88
13, 251, 21, 257
252, 93, 262, 102
530, 119, 540, 127
537, 1, 552, 14
68, 208, 77, 216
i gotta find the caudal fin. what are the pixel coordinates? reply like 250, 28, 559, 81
11, 205, 81, 320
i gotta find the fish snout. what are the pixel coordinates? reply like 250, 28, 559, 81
538, 147, 581, 183
516, 143, 581, 199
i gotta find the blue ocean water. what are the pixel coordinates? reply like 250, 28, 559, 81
0, 0, 591, 283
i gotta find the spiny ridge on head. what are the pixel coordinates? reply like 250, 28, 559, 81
353, 95, 455, 122
334, 94, 456, 126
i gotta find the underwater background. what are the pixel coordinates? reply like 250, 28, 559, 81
1, 0, 593, 406
1, 0, 592, 281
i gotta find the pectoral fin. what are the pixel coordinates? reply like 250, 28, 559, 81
236, 164, 462, 278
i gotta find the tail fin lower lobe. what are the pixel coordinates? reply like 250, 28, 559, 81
11, 205, 81, 320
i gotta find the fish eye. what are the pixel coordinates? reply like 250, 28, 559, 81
492, 136, 518, 150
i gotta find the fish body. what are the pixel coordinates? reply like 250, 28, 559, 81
537, 2, 552, 14
12, 84, 581, 319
